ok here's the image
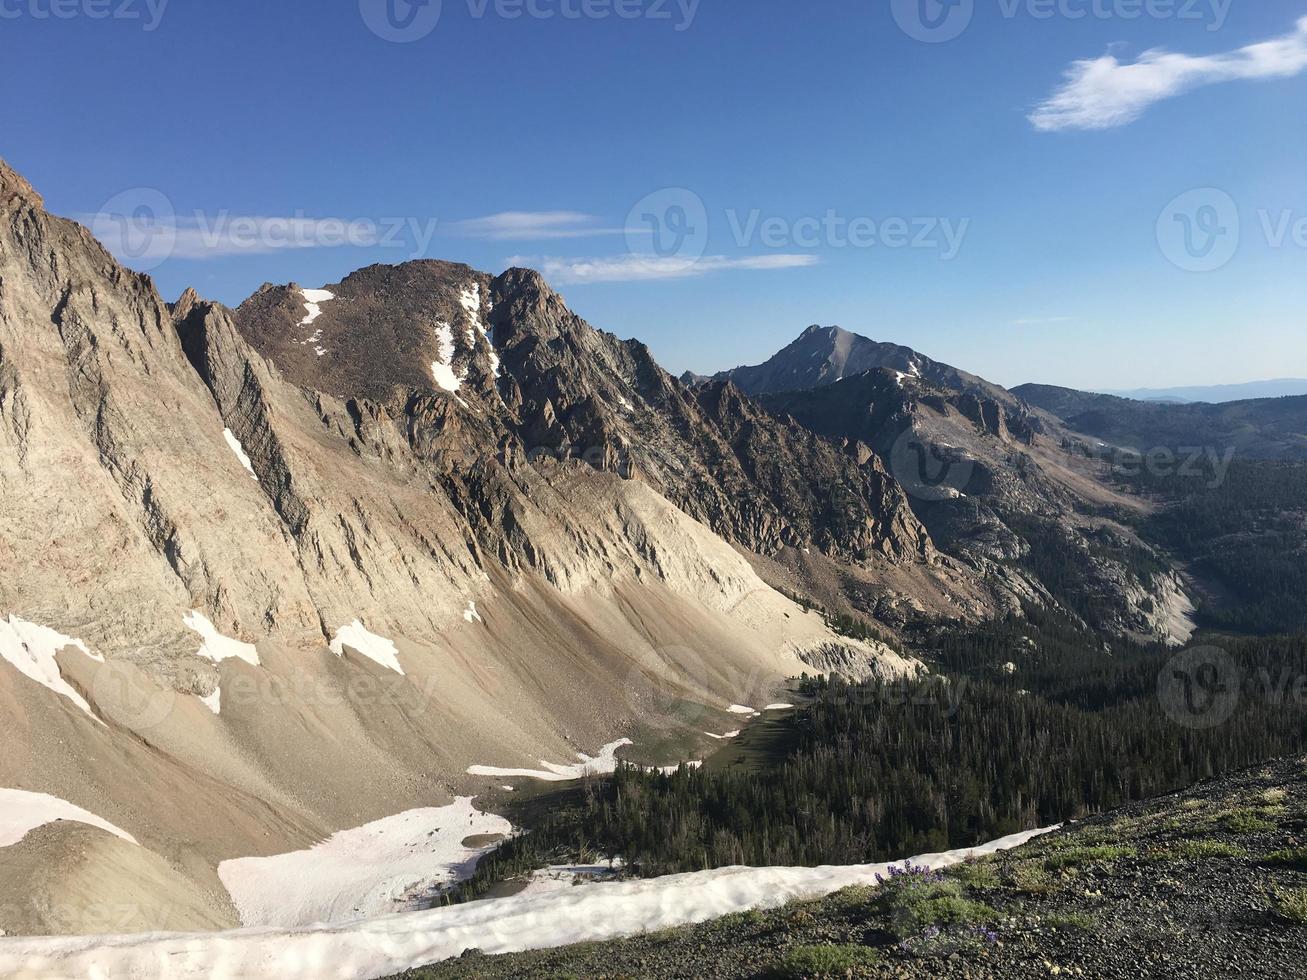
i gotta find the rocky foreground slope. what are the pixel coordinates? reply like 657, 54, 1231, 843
403, 756, 1307, 979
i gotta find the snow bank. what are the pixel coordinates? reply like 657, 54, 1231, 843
0, 789, 137, 849
0, 615, 104, 722
459, 283, 500, 377
462, 601, 482, 624
218, 798, 511, 928
0, 826, 1056, 979
430, 322, 464, 396
330, 621, 403, 675
727, 704, 759, 716
222, 428, 259, 481
299, 288, 334, 326
763, 703, 794, 711
468, 739, 633, 782
183, 611, 260, 667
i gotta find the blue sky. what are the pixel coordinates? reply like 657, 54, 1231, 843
3, 0, 1305, 390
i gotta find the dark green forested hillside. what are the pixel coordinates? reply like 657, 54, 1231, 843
450, 617, 1307, 900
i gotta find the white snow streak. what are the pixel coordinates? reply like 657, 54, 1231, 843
468, 739, 633, 782
459, 283, 500, 378
704, 730, 741, 740
183, 612, 260, 667
0, 827, 1057, 979
299, 288, 335, 326
330, 621, 404, 676
0, 615, 104, 723
222, 429, 259, 481
199, 687, 222, 715
462, 601, 482, 624
0, 789, 137, 849
219, 798, 511, 928
727, 704, 759, 716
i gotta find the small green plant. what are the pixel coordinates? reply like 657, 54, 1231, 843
1220, 809, 1276, 834
1180, 798, 1205, 811
1047, 912, 1095, 932
946, 859, 1000, 891
872, 863, 996, 939
1264, 847, 1307, 869
1044, 845, 1136, 870
1008, 862, 1056, 895
1272, 887, 1307, 925
771, 944, 879, 978
1259, 788, 1288, 806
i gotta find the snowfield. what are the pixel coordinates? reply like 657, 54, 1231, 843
184, 611, 260, 667
218, 798, 511, 929
329, 621, 403, 675
0, 615, 104, 722
0, 789, 137, 849
0, 826, 1055, 979
467, 739, 633, 782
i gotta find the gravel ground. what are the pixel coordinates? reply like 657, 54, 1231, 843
394, 756, 1307, 979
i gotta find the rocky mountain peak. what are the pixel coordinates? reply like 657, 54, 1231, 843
0, 157, 43, 211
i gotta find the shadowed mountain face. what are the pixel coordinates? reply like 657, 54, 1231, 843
703, 325, 1014, 406
749, 341, 1195, 646
233, 264, 932, 567
1014, 383, 1307, 459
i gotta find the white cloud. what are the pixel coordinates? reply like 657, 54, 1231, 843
1030, 16, 1307, 132
507, 254, 820, 285
83, 213, 397, 261
1011, 316, 1074, 326
449, 211, 630, 240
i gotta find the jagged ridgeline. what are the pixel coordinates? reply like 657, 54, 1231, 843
0, 158, 917, 936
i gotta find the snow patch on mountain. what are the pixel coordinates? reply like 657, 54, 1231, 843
0, 616, 104, 722
468, 739, 633, 782
217, 797, 511, 928
329, 621, 403, 675
298, 288, 334, 326
184, 612, 260, 667
0, 826, 1056, 978
222, 429, 259, 481
0, 789, 137, 848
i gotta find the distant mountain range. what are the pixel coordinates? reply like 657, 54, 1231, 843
1013, 383, 1307, 458
1098, 380, 1307, 404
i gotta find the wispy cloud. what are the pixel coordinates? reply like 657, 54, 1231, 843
1012, 316, 1074, 326
508, 253, 820, 285
82, 212, 433, 261
448, 211, 630, 241
1030, 16, 1307, 132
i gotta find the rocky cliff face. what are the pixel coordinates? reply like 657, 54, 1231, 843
233, 262, 934, 567
760, 359, 1194, 645
0, 159, 917, 936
